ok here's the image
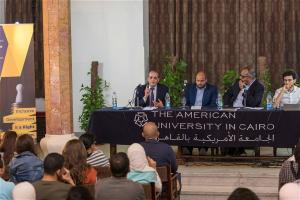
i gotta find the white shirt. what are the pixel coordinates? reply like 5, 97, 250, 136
143, 85, 157, 104
233, 80, 254, 108
233, 89, 245, 107
273, 85, 300, 107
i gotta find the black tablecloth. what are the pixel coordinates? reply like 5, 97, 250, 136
88, 108, 299, 147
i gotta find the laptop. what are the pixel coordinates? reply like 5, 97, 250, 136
283, 104, 300, 111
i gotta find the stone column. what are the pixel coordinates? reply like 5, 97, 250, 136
40, 0, 76, 155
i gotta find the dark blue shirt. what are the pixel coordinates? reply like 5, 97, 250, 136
140, 140, 178, 173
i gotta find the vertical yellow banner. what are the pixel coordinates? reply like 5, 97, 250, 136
0, 24, 36, 138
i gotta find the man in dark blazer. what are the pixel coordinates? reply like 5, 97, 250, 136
223, 66, 264, 156
183, 71, 218, 155
185, 71, 218, 107
135, 70, 169, 108
223, 66, 264, 107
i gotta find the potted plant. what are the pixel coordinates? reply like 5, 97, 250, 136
221, 69, 238, 95
160, 56, 187, 107
79, 70, 108, 131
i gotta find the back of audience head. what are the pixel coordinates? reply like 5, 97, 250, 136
63, 139, 87, 167
12, 181, 36, 200
142, 122, 159, 140
279, 182, 300, 200
66, 185, 94, 200
0, 131, 17, 165
227, 187, 259, 200
0, 154, 4, 177
294, 140, 300, 163
62, 139, 88, 184
127, 143, 148, 171
109, 152, 129, 178
44, 152, 65, 175
79, 133, 95, 151
16, 134, 36, 155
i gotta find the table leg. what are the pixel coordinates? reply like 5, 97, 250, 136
110, 144, 117, 155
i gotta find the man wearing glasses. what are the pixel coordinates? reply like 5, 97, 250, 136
224, 66, 264, 108
273, 70, 300, 108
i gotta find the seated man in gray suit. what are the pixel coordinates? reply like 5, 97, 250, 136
95, 152, 145, 200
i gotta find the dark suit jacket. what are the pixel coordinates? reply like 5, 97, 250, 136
184, 83, 218, 107
223, 79, 264, 107
135, 83, 169, 107
140, 139, 178, 173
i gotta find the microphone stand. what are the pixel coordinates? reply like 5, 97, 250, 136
243, 88, 247, 107
128, 84, 142, 109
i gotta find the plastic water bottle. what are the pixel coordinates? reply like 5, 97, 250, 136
217, 93, 223, 110
112, 92, 118, 109
165, 93, 171, 109
266, 92, 273, 110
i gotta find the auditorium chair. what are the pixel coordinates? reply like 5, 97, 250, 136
142, 182, 160, 200
95, 166, 112, 180
156, 166, 180, 200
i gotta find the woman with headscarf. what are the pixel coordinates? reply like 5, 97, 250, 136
127, 143, 162, 193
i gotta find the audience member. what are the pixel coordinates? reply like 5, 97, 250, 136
95, 152, 145, 200
33, 153, 75, 200
9, 134, 43, 183
12, 181, 36, 200
79, 133, 109, 167
66, 185, 94, 200
127, 143, 162, 192
279, 140, 300, 189
0, 154, 15, 200
183, 71, 218, 155
273, 70, 300, 108
227, 187, 259, 200
0, 130, 17, 180
140, 122, 178, 173
135, 70, 169, 108
279, 182, 300, 200
62, 139, 97, 185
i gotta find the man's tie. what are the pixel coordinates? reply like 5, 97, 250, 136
150, 87, 155, 107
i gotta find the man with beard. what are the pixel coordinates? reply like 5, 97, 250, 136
183, 71, 218, 155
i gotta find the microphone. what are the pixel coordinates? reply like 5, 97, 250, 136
133, 83, 142, 107
243, 85, 249, 107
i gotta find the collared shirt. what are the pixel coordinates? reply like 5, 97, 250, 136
194, 86, 205, 106
273, 85, 300, 107
233, 79, 255, 107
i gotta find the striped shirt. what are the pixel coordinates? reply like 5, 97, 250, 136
87, 150, 109, 167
